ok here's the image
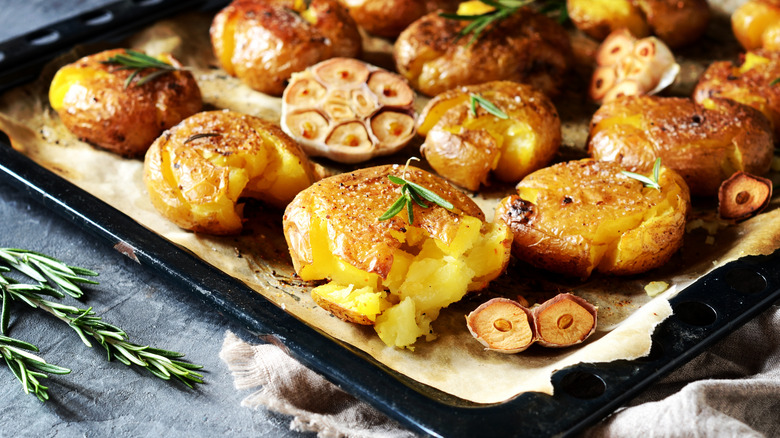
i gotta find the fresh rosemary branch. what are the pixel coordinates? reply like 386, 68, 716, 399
771, 77, 779, 86
379, 159, 454, 225
440, 0, 529, 45
470, 93, 509, 119
622, 158, 662, 190
101, 49, 180, 88
0, 248, 98, 300
0, 334, 70, 402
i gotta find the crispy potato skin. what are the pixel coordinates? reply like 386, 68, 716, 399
144, 110, 316, 235
48, 49, 202, 157
693, 50, 780, 140
732, 0, 780, 51
496, 159, 690, 278
210, 0, 361, 96
418, 81, 561, 190
393, 8, 571, 97
588, 96, 774, 196
337, 0, 459, 38
568, 0, 709, 48
283, 165, 484, 278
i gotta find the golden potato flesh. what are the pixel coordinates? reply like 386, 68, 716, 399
732, 0, 780, 51
589, 96, 774, 196
210, 0, 361, 96
418, 81, 561, 191
693, 50, 780, 141
393, 7, 570, 97
283, 165, 512, 348
144, 110, 317, 235
48, 49, 202, 157
337, 0, 459, 38
567, 0, 649, 41
496, 159, 690, 279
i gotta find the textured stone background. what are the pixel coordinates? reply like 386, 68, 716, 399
0, 2, 308, 436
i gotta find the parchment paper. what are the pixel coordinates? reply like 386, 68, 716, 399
1, 3, 779, 404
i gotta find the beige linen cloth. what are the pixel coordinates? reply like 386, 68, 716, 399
221, 303, 780, 437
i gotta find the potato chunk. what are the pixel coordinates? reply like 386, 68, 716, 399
732, 0, 780, 51
336, 0, 459, 38
589, 96, 774, 196
496, 159, 690, 279
144, 110, 317, 235
283, 165, 512, 348
418, 81, 561, 190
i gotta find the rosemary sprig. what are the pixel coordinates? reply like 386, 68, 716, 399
470, 93, 509, 119
536, 0, 568, 23
771, 77, 779, 86
0, 334, 70, 402
379, 160, 454, 224
2, 281, 204, 388
0, 248, 98, 300
440, 0, 535, 45
184, 132, 222, 144
622, 158, 662, 190
101, 49, 180, 88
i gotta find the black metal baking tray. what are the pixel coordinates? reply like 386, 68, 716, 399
1, 2, 779, 436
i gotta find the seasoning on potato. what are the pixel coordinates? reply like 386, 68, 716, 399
144, 110, 317, 235
417, 81, 561, 191
283, 164, 512, 348
567, 0, 710, 48
336, 0, 459, 38
280, 58, 417, 164
731, 0, 780, 51
393, 1, 570, 97
588, 96, 775, 196
693, 50, 780, 140
496, 159, 690, 279
48, 49, 202, 157
210, 0, 361, 96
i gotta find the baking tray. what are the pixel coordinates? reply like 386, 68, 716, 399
1, 1, 779, 436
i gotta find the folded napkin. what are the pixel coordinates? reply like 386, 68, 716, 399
220, 304, 780, 437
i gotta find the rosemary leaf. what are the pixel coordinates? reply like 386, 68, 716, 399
622, 158, 662, 190
771, 78, 779, 86
470, 94, 509, 119
101, 49, 179, 89
379, 169, 454, 223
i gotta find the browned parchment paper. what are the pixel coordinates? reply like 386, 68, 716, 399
1, 2, 779, 403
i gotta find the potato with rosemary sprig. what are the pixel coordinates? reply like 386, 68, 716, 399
417, 81, 561, 191
588, 95, 775, 196
210, 0, 361, 96
48, 49, 202, 157
393, 1, 570, 97
144, 110, 317, 235
496, 159, 690, 279
336, 0, 459, 38
283, 164, 512, 348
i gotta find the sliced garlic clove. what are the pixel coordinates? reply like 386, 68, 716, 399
596, 29, 636, 67
285, 111, 330, 142
315, 57, 370, 87
603, 79, 641, 102
370, 111, 415, 147
367, 71, 415, 107
351, 88, 378, 118
590, 66, 617, 101
326, 122, 372, 149
284, 77, 327, 106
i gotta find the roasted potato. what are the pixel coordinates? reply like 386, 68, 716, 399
144, 110, 317, 235
283, 165, 512, 348
693, 50, 780, 140
496, 159, 690, 279
48, 49, 202, 157
210, 0, 361, 96
393, 5, 571, 97
281, 58, 417, 164
588, 96, 774, 196
417, 81, 561, 190
732, 0, 780, 51
567, 0, 710, 48
337, 0, 459, 38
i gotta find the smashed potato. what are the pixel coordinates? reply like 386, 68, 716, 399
418, 81, 561, 191
48, 49, 202, 157
283, 165, 512, 348
496, 159, 690, 279
144, 110, 317, 235
732, 0, 780, 51
693, 50, 780, 140
567, 0, 710, 48
589, 96, 774, 196
337, 0, 459, 38
210, 0, 361, 96
393, 6, 570, 97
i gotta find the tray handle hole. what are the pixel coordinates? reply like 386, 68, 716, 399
81, 10, 114, 26
674, 301, 717, 327
559, 371, 606, 399
724, 268, 767, 295
26, 29, 60, 46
